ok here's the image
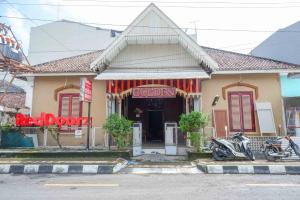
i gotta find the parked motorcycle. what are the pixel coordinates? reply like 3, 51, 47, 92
262, 135, 300, 161
210, 132, 255, 161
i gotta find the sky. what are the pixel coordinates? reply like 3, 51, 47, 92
1, 0, 300, 55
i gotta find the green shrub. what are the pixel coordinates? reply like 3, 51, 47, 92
179, 111, 209, 152
103, 114, 133, 150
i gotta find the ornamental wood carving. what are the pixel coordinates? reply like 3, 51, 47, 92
222, 82, 258, 100
54, 84, 80, 101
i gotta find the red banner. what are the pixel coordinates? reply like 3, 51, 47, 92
16, 113, 92, 127
132, 87, 176, 98
80, 78, 92, 102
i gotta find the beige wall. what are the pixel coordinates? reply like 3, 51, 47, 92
201, 73, 283, 136
31, 73, 284, 146
32, 76, 107, 146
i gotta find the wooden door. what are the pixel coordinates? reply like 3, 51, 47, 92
214, 110, 228, 137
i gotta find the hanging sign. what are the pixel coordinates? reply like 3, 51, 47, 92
132, 87, 176, 98
80, 78, 92, 102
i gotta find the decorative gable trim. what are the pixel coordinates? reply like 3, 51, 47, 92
90, 3, 218, 74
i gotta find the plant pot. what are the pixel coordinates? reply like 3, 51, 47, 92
187, 151, 212, 160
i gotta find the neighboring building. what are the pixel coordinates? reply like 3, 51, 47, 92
251, 21, 300, 136
0, 80, 28, 125
28, 20, 121, 65
21, 4, 300, 151
0, 23, 33, 116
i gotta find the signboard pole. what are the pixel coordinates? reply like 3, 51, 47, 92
80, 78, 93, 150
86, 101, 91, 150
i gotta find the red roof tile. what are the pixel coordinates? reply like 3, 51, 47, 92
32, 47, 300, 73
34, 50, 102, 73
0, 93, 26, 109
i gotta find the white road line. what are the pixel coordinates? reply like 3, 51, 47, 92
247, 183, 300, 187
45, 183, 119, 187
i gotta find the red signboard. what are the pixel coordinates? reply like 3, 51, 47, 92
132, 87, 176, 98
16, 113, 92, 127
80, 78, 92, 102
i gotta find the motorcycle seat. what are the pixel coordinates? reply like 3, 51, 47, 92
266, 139, 282, 145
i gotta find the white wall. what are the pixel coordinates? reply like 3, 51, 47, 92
28, 20, 120, 65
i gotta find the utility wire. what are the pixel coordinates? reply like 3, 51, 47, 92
63, 0, 300, 4
1, 15, 300, 33
3, 0, 73, 53
1, 2, 300, 8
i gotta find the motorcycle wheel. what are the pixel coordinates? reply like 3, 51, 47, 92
245, 147, 255, 161
212, 150, 225, 161
292, 143, 300, 157
263, 147, 278, 161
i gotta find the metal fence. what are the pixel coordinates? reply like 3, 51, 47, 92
15, 126, 109, 149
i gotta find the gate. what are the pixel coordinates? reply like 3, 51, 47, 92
132, 122, 142, 156
164, 122, 178, 155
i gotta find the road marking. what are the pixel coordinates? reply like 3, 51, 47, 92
45, 183, 119, 187
247, 183, 300, 187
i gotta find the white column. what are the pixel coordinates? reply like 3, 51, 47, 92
25, 77, 35, 115
193, 97, 200, 112
185, 97, 189, 114
43, 128, 48, 147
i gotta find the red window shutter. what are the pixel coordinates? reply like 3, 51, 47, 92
71, 96, 80, 130
228, 91, 255, 132
229, 93, 242, 131
241, 94, 253, 130
60, 96, 70, 131
58, 93, 82, 132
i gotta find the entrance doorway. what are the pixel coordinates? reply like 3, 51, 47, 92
148, 110, 164, 143
124, 95, 184, 147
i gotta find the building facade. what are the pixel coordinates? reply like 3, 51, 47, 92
22, 4, 300, 149
251, 21, 300, 136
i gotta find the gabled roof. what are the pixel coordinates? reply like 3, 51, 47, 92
90, 3, 218, 73
28, 46, 300, 75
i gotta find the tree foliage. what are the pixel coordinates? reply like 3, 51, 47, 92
103, 114, 133, 150
179, 112, 209, 152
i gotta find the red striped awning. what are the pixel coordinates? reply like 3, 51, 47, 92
106, 79, 201, 97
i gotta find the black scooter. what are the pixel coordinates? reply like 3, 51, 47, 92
210, 132, 255, 161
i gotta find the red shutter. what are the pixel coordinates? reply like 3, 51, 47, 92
229, 93, 242, 131
58, 93, 82, 132
228, 91, 255, 132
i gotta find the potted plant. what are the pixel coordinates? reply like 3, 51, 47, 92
179, 111, 210, 160
103, 114, 133, 150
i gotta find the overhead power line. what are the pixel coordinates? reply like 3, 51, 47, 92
3, 0, 73, 53
63, 0, 300, 4
1, 1, 300, 8
1, 15, 300, 33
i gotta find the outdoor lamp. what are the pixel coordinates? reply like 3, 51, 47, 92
212, 95, 220, 106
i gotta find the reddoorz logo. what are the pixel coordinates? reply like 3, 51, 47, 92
16, 112, 92, 127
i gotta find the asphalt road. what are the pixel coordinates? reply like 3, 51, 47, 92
1, 174, 300, 200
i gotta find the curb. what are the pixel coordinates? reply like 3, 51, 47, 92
0, 164, 115, 174
121, 164, 202, 174
197, 164, 300, 175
